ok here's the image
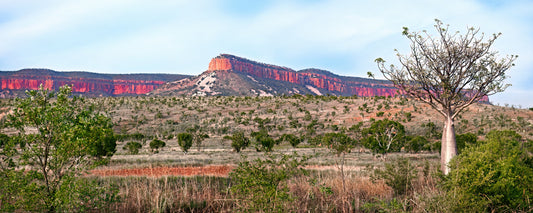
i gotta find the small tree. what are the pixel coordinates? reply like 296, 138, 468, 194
362, 119, 406, 155
376, 19, 517, 173
149, 139, 166, 153
186, 125, 209, 151
177, 133, 193, 153
280, 134, 301, 148
123, 142, 142, 154
1, 85, 117, 211
322, 132, 355, 192
251, 129, 275, 152
225, 131, 250, 153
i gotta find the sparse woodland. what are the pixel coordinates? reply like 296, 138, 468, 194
1, 93, 532, 212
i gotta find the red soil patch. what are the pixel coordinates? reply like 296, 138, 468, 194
89, 165, 234, 177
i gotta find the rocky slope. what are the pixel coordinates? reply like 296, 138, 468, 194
0, 69, 190, 97
154, 54, 399, 97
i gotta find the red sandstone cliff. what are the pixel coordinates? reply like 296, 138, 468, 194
206, 54, 489, 102
0, 69, 190, 97
208, 54, 399, 97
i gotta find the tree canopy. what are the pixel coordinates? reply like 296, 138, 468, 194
1, 85, 117, 211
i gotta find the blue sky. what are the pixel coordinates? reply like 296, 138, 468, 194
0, 0, 532, 107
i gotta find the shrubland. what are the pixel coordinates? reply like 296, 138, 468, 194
0, 93, 532, 212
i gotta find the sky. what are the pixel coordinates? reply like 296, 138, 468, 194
0, 0, 532, 107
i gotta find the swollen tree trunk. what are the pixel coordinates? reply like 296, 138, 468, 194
441, 116, 457, 174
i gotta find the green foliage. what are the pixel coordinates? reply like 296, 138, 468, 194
280, 133, 301, 148
321, 132, 355, 155
0, 133, 9, 147
1, 85, 117, 212
229, 153, 308, 212
227, 131, 250, 153
446, 130, 533, 212
362, 119, 406, 154
251, 129, 275, 152
123, 142, 142, 154
177, 133, 193, 153
404, 135, 428, 153
149, 139, 166, 153
372, 157, 416, 196
455, 132, 477, 154
186, 125, 209, 151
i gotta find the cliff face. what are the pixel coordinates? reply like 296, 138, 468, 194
0, 69, 190, 97
208, 54, 398, 97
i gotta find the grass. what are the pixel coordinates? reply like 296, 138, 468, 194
1, 95, 531, 212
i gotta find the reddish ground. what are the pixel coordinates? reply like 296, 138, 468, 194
89, 165, 234, 177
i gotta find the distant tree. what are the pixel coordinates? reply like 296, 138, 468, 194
251, 129, 275, 152
225, 131, 250, 153
376, 19, 517, 173
405, 135, 428, 153
149, 139, 166, 153
362, 119, 406, 155
124, 142, 142, 154
280, 134, 301, 148
186, 125, 209, 151
177, 133, 193, 153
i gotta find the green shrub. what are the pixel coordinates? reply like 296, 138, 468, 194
362, 119, 406, 154
227, 131, 249, 153
229, 153, 308, 212
404, 135, 428, 153
149, 139, 166, 153
446, 130, 533, 212
177, 133, 193, 153
251, 130, 275, 152
280, 134, 301, 148
372, 157, 416, 196
455, 132, 478, 154
124, 142, 142, 154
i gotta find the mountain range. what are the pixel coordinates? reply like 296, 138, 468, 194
1, 54, 419, 99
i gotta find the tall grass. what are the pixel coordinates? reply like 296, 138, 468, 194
93, 159, 445, 212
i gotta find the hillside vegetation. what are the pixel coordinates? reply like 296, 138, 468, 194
1, 94, 532, 212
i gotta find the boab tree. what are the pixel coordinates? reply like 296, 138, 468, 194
375, 19, 517, 174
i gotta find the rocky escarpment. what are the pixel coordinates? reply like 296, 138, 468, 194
208, 54, 398, 97
0, 69, 190, 97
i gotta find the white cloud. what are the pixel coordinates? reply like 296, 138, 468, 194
0, 0, 531, 106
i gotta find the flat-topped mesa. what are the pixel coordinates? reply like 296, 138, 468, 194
0, 69, 189, 97
207, 54, 399, 97
209, 54, 299, 83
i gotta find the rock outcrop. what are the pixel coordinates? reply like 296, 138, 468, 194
208, 54, 398, 97
0, 69, 190, 97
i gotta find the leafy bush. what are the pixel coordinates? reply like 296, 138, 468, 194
149, 139, 166, 153
455, 132, 477, 154
177, 133, 193, 153
404, 135, 428, 153
446, 130, 533, 212
226, 131, 250, 153
280, 134, 301, 148
251, 130, 275, 152
362, 119, 406, 155
1, 85, 117, 212
124, 142, 142, 154
372, 157, 416, 196
229, 153, 308, 212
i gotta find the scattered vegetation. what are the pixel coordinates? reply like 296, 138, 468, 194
0, 85, 531, 212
